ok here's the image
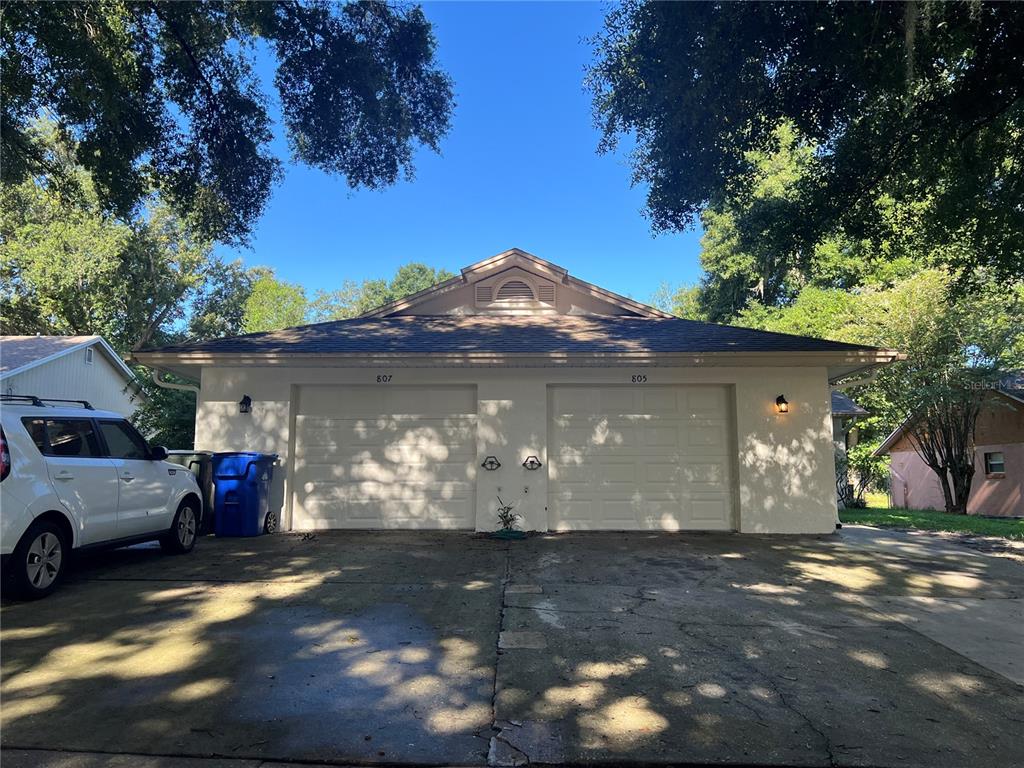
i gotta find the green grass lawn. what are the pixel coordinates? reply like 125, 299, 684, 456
840, 507, 1024, 540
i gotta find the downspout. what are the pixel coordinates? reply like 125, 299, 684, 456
151, 369, 200, 397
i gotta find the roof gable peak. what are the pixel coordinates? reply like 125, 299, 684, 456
361, 247, 671, 319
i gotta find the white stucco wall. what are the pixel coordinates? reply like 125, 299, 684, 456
193, 364, 837, 534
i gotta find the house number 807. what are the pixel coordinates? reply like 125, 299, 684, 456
631, 374, 647, 383
376, 374, 393, 383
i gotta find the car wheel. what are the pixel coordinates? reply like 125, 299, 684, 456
10, 519, 68, 600
161, 500, 198, 554
264, 510, 278, 535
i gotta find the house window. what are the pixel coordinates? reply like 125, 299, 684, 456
84, 347, 94, 365
984, 451, 1005, 476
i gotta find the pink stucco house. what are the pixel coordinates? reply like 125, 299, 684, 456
875, 378, 1023, 517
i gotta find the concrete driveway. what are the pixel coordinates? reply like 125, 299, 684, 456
2, 526, 1022, 768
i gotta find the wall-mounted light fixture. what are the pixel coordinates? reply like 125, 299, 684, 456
522, 455, 543, 471
775, 395, 789, 414
239, 395, 252, 414
481, 456, 501, 471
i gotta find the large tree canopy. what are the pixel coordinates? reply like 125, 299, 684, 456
1, 0, 454, 243
240, 261, 455, 332
590, 1, 1024, 280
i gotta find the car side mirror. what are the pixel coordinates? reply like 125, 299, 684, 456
150, 445, 168, 461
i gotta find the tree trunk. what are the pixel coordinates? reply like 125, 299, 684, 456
932, 465, 957, 515
948, 461, 975, 515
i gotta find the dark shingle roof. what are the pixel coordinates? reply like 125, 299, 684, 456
144, 315, 881, 356
831, 391, 869, 416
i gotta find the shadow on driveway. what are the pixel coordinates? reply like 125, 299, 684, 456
2, 527, 1022, 767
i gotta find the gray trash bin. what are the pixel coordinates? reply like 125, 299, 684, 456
166, 450, 215, 533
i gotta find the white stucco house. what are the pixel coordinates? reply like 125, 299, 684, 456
136, 248, 899, 534
2, 335, 143, 415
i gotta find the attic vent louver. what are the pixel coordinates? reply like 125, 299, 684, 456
496, 280, 534, 301
537, 283, 555, 303
475, 285, 493, 304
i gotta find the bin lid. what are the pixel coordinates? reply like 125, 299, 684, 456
212, 451, 278, 459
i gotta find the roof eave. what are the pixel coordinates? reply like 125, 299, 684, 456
134, 348, 899, 376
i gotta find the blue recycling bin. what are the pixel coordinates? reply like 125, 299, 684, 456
212, 452, 279, 537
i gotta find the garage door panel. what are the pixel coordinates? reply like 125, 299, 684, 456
640, 389, 679, 412
299, 385, 475, 417
644, 425, 679, 447
686, 387, 728, 415
292, 386, 477, 530
549, 385, 735, 531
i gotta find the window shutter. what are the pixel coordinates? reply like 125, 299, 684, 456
475, 285, 493, 304
537, 283, 555, 304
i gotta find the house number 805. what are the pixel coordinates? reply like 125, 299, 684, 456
376, 374, 393, 383
631, 374, 647, 383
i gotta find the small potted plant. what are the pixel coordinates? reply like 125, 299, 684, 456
491, 495, 526, 540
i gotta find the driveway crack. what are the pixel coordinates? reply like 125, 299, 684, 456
683, 627, 838, 767
482, 543, 513, 762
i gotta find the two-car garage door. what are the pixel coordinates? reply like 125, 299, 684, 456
290, 383, 736, 531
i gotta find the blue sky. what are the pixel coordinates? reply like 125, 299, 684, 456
216, 1, 704, 304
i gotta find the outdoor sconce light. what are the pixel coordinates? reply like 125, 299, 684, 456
238, 395, 252, 414
522, 455, 543, 471
775, 395, 789, 414
481, 456, 501, 471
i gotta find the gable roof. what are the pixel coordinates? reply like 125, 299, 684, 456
1, 335, 138, 387
359, 248, 673, 319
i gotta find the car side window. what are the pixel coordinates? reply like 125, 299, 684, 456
23, 418, 47, 452
98, 420, 150, 460
21, 418, 102, 458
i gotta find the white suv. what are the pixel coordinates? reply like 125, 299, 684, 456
1, 396, 202, 599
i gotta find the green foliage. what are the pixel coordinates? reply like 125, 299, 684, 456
242, 271, 308, 333
1, 126, 453, 446
239, 262, 455, 332
839, 508, 1024, 541
650, 282, 706, 321
1, 135, 213, 352
348, 263, 456, 317
187, 258, 259, 340
846, 442, 890, 502
1, 1, 454, 244
735, 287, 860, 342
129, 370, 197, 449
859, 271, 1021, 513
690, 122, 930, 321
590, 1, 1024, 282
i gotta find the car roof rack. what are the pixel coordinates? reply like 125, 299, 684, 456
0, 394, 94, 410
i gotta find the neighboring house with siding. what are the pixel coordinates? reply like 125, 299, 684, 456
1, 335, 144, 415
136, 248, 899, 535
874, 377, 1024, 517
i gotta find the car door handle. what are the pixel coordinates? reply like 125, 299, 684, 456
121, 472, 135, 482
54, 470, 74, 481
